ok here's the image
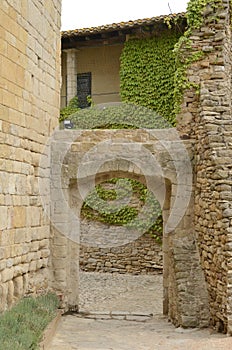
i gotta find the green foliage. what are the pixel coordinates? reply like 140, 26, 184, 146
67, 102, 171, 129
187, 0, 222, 29
174, 46, 204, 114
187, 0, 209, 29
60, 96, 79, 122
81, 178, 163, 243
0, 293, 59, 350
119, 33, 181, 126
86, 95, 94, 106
163, 16, 172, 29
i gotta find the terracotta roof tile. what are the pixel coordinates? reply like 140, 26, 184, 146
61, 12, 186, 38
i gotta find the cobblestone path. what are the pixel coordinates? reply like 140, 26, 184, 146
49, 272, 232, 350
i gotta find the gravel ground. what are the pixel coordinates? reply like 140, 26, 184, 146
79, 271, 163, 315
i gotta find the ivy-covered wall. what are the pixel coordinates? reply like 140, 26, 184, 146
120, 32, 182, 125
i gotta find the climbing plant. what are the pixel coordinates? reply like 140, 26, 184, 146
81, 178, 163, 243
120, 32, 182, 126
187, 0, 222, 29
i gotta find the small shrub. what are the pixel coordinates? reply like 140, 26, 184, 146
64, 102, 171, 129
60, 96, 79, 122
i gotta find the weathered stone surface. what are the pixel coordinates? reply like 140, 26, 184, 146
177, 1, 232, 334
0, 0, 61, 311
80, 220, 163, 275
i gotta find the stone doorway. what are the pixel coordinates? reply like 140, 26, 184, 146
78, 175, 163, 316
50, 128, 209, 328
69, 167, 168, 314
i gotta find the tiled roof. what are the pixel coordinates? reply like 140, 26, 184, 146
61, 12, 186, 38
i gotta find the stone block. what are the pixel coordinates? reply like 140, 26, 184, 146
14, 229, 25, 244
54, 269, 66, 282
14, 276, 23, 297
0, 282, 8, 312
0, 206, 8, 230
12, 206, 26, 228
29, 260, 37, 272
2, 267, 14, 283
7, 280, 15, 306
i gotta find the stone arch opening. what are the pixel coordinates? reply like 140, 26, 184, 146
69, 169, 169, 315
50, 129, 209, 328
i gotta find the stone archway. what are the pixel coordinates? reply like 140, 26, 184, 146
49, 128, 209, 328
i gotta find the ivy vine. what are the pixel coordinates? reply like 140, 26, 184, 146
81, 178, 163, 243
120, 33, 181, 126
187, 0, 222, 29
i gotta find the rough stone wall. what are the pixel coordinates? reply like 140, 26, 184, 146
80, 227, 163, 274
0, 0, 61, 311
177, 1, 232, 334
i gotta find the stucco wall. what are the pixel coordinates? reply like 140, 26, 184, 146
0, 0, 61, 311
61, 44, 123, 107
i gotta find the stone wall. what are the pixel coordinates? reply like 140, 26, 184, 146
80, 223, 163, 274
177, 0, 232, 334
0, 0, 61, 311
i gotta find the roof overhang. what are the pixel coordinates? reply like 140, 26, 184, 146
61, 12, 187, 49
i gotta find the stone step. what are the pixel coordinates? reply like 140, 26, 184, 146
74, 310, 155, 322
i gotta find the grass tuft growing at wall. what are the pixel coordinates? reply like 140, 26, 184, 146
0, 293, 59, 350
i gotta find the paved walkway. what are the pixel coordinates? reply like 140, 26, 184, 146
49, 272, 232, 350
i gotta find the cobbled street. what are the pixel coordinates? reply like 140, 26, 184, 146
49, 272, 232, 350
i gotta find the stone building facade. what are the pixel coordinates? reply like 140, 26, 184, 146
0, 0, 61, 311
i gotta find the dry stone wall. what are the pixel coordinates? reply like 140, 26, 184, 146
0, 0, 61, 311
80, 224, 163, 274
177, 0, 232, 334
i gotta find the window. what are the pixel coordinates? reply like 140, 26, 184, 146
77, 72, 91, 108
